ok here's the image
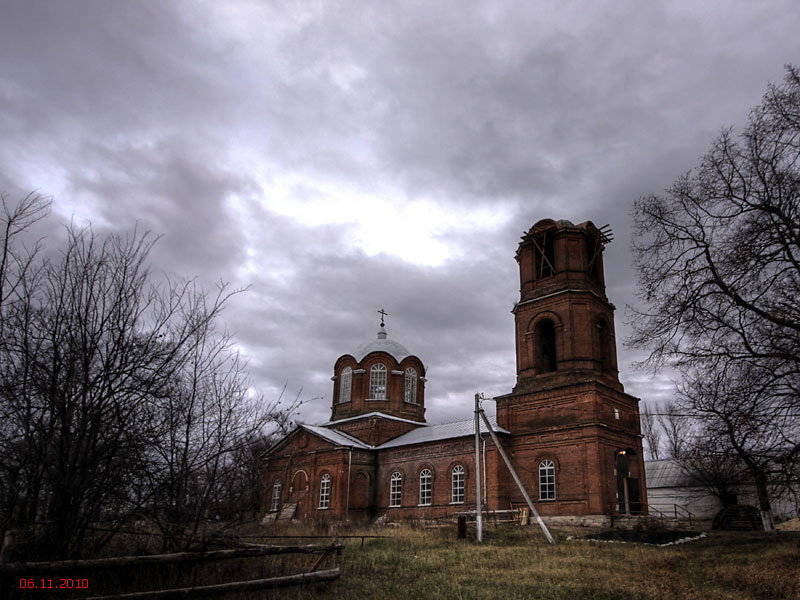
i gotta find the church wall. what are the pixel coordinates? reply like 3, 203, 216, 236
262, 433, 379, 521
374, 438, 492, 520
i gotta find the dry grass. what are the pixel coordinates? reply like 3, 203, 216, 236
3, 523, 799, 599
256, 524, 800, 600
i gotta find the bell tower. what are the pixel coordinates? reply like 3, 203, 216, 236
512, 218, 620, 392
495, 219, 647, 518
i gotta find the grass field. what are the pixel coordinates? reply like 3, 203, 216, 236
4, 523, 799, 599
283, 525, 800, 600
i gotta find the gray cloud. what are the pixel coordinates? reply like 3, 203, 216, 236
1, 0, 799, 428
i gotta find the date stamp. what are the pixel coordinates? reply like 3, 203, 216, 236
18, 578, 89, 590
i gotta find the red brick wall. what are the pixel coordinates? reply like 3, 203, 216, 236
495, 382, 647, 516
330, 352, 426, 424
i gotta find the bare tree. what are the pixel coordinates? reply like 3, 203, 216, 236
0, 197, 300, 558
630, 66, 800, 388
673, 428, 743, 509
0, 192, 50, 315
144, 321, 273, 551
659, 402, 692, 461
640, 403, 662, 460
0, 193, 51, 547
629, 66, 800, 530
678, 363, 799, 530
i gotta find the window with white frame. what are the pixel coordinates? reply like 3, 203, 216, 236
390, 471, 402, 507
419, 469, 432, 506
339, 367, 352, 403
404, 367, 417, 404
539, 459, 556, 500
319, 474, 331, 509
271, 479, 282, 511
369, 363, 387, 400
451, 465, 465, 504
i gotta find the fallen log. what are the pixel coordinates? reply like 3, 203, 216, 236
0, 543, 342, 574
84, 568, 342, 599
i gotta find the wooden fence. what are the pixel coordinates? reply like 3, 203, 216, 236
1, 542, 342, 599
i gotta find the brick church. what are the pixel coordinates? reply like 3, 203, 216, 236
262, 219, 647, 523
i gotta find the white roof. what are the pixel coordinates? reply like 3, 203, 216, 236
353, 339, 411, 362
301, 424, 373, 449
376, 415, 509, 449
645, 459, 698, 488
351, 324, 413, 362
268, 415, 507, 454
321, 411, 428, 427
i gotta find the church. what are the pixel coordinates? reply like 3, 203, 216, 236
262, 219, 648, 523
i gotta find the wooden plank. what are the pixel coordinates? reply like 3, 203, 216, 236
0, 544, 342, 574
84, 568, 341, 599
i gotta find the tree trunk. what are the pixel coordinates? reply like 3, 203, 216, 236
753, 473, 775, 532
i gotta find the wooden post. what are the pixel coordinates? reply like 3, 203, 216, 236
0, 530, 13, 564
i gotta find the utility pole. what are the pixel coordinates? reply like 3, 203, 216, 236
474, 392, 483, 543
478, 406, 554, 544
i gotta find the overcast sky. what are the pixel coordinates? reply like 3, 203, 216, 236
2, 1, 798, 428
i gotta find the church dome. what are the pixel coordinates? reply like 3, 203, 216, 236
353, 324, 411, 362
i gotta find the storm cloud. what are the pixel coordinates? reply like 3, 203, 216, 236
2, 0, 798, 426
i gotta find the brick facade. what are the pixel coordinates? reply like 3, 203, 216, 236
262, 218, 648, 522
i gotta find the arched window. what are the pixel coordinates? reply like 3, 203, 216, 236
271, 479, 282, 512
370, 363, 387, 400
451, 465, 465, 504
419, 469, 432, 506
390, 471, 402, 507
539, 459, 556, 501
533, 232, 555, 279
319, 474, 331, 509
404, 367, 417, 404
596, 318, 613, 372
534, 319, 557, 373
586, 236, 602, 283
339, 366, 352, 403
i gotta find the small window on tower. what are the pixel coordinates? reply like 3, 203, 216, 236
596, 318, 614, 372
534, 319, 557, 373
404, 367, 417, 404
586, 234, 603, 283
369, 363, 387, 400
533, 233, 555, 279
339, 367, 352, 403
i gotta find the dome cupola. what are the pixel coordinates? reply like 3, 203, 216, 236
329, 314, 426, 426
353, 323, 411, 362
